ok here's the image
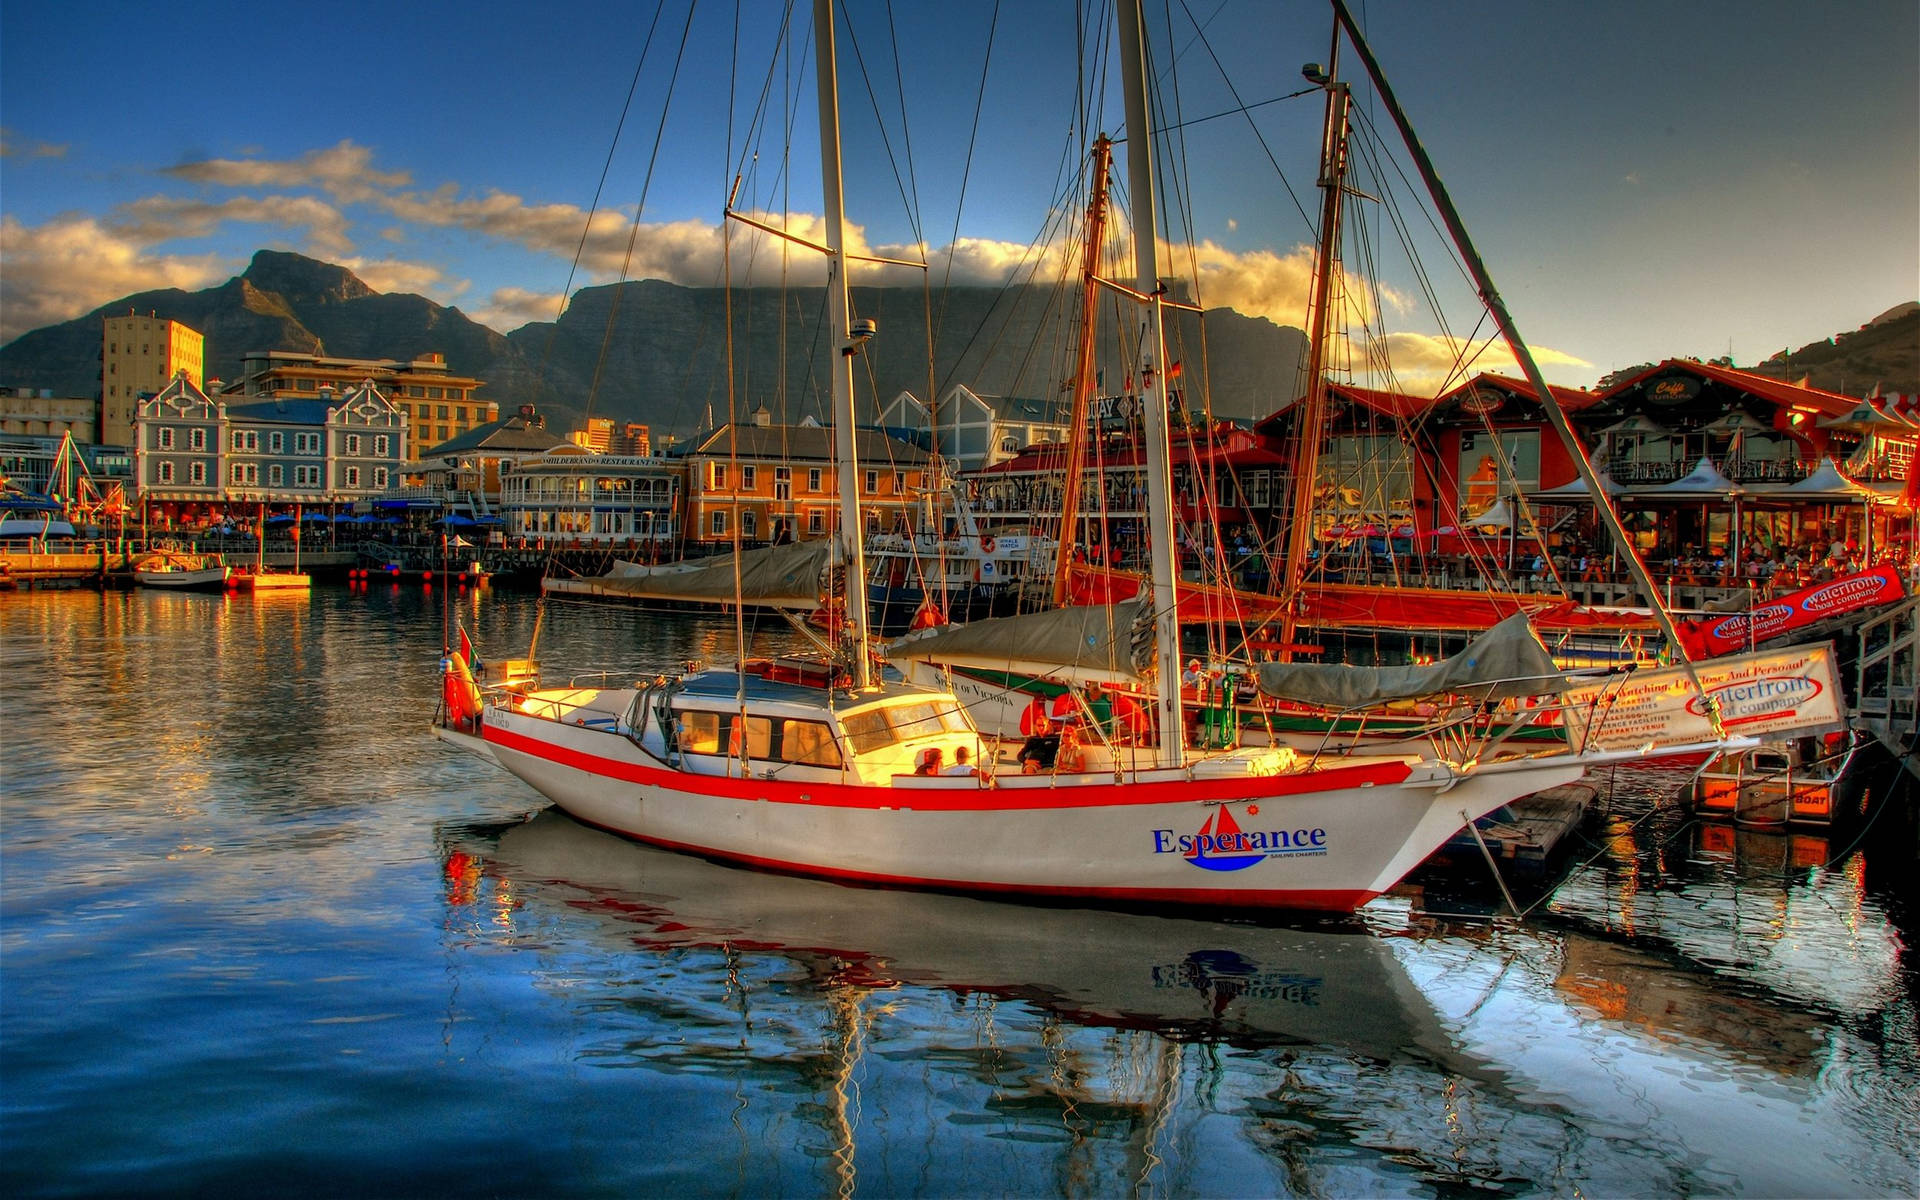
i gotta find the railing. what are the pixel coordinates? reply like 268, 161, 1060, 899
1854, 595, 1918, 768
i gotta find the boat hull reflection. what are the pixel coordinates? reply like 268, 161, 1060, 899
443, 809, 1477, 1065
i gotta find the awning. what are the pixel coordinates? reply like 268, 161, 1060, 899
1526, 472, 1622, 503
1744, 457, 1887, 503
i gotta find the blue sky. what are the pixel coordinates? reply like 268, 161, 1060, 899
2, 0, 1914, 394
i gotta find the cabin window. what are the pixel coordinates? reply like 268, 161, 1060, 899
728, 715, 773, 758
680, 711, 722, 754
840, 710, 897, 755
885, 702, 946, 742
780, 719, 841, 767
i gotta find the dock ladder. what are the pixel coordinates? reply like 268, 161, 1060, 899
1854, 594, 1919, 783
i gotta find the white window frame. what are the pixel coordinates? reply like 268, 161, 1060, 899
159, 461, 175, 484
345, 434, 362, 456
741, 465, 757, 491
159, 428, 175, 450
189, 461, 206, 485
346, 466, 361, 488
808, 467, 823, 492
373, 467, 388, 489
374, 435, 390, 456
188, 428, 206, 452
270, 432, 284, 453
709, 509, 728, 536
269, 464, 284, 486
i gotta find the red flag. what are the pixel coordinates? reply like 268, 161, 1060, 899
457, 624, 482, 672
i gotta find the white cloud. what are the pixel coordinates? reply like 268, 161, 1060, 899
472, 286, 568, 331
0, 129, 67, 159
338, 257, 460, 300
0, 215, 228, 343
162, 140, 409, 205
115, 194, 354, 259
1352, 331, 1593, 396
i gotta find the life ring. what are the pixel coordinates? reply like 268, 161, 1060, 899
980, 534, 995, 553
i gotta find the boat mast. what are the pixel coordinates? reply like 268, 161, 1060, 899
1050, 135, 1115, 606
1116, 0, 1185, 768
1325, 0, 1706, 684
1276, 30, 1353, 659
814, 0, 873, 688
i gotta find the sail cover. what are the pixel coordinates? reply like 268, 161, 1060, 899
582, 541, 833, 609
1255, 613, 1571, 708
885, 600, 1155, 681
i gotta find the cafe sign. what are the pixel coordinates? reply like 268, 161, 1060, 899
1646, 376, 1701, 405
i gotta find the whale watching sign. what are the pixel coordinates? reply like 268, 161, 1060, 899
1562, 642, 1845, 752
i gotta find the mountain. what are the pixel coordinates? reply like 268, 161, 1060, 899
1741, 302, 1919, 396
0, 251, 1306, 437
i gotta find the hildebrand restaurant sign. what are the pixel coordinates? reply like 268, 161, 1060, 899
1562, 643, 1845, 753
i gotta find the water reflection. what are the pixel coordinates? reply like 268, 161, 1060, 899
2, 590, 1914, 1197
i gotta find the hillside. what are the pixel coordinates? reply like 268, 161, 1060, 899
0, 251, 1308, 437
1742, 302, 1919, 396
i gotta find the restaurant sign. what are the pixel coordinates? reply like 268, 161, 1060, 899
1646, 376, 1701, 405
1562, 642, 1845, 752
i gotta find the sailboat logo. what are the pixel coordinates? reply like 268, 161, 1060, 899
1151, 807, 1330, 872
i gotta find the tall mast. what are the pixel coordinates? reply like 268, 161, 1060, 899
1277, 32, 1353, 658
1051, 135, 1116, 605
814, 0, 872, 687
1116, 0, 1185, 768
1327, 0, 1715, 715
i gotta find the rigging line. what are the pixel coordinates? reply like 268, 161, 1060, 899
838, 3, 925, 253
728, 2, 802, 197
539, 0, 671, 387
931, 0, 1002, 345
1169, 0, 1317, 238
586, 0, 699, 423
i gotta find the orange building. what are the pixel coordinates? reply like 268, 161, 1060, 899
684, 418, 933, 547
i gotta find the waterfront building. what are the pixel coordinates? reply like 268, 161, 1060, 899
612, 422, 652, 457
413, 405, 570, 511
683, 416, 934, 547
101, 312, 205, 448
569, 417, 613, 454
2, 387, 98, 444
222, 350, 493, 464
133, 373, 407, 523
879, 385, 1066, 473
498, 448, 683, 547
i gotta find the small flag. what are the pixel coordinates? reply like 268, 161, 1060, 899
458, 623, 482, 673
1167, 360, 1183, 380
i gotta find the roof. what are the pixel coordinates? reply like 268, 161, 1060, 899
224, 399, 336, 425
1253, 383, 1438, 434
1441, 372, 1604, 413
687, 423, 930, 465
984, 395, 1059, 423
424, 412, 568, 457
1596, 359, 1862, 419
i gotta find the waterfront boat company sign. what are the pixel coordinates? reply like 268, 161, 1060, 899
1562, 642, 1845, 752
1675, 565, 1906, 659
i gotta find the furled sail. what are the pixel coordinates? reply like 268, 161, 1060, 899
1255, 613, 1572, 708
581, 541, 834, 609
885, 600, 1156, 682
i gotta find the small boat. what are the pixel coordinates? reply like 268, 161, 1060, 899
1428, 782, 1598, 877
133, 550, 229, 592
1693, 732, 1859, 827
229, 567, 311, 592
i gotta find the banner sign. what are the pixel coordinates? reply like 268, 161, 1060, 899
1562, 642, 1845, 752
1676, 565, 1906, 658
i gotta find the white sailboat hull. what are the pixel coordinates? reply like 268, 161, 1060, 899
483, 702, 1589, 911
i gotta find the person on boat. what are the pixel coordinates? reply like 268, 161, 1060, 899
915, 747, 943, 776
1019, 693, 1052, 737
1108, 690, 1147, 745
1084, 683, 1114, 738
940, 746, 977, 776
1052, 724, 1087, 774
1049, 688, 1081, 728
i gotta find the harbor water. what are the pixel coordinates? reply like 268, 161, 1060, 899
2, 587, 1916, 1197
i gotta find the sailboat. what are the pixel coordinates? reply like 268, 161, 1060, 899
466, 0, 1734, 914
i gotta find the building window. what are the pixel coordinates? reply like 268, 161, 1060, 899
374, 467, 389, 489
189, 462, 206, 485
374, 435, 390, 456
436, 404, 449, 418
707, 461, 726, 490
864, 469, 879, 494
295, 465, 320, 487
346, 467, 361, 488
345, 434, 362, 456
159, 462, 175, 484
774, 466, 792, 501
229, 463, 258, 485
188, 428, 206, 451
709, 510, 727, 536
742, 510, 758, 539
741, 465, 757, 490
269, 465, 284, 486
893, 470, 905, 496
158, 428, 175, 450
807, 510, 824, 535
269, 432, 284, 453
808, 467, 823, 492
231, 430, 258, 452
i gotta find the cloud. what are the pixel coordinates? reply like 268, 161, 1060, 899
0, 129, 67, 159
0, 215, 228, 343
1354, 330, 1592, 396
114, 194, 355, 259
161, 140, 409, 204
472, 286, 568, 331
338, 257, 460, 300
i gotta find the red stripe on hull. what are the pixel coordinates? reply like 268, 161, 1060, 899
560, 808, 1379, 914
484, 720, 1415, 812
